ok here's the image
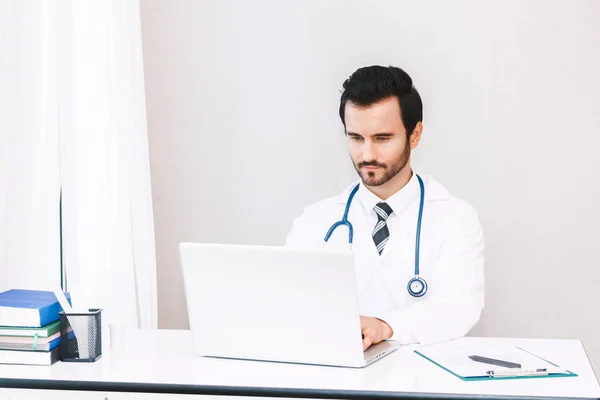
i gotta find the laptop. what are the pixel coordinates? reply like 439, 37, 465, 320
178, 242, 399, 368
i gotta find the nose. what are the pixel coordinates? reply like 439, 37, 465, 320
362, 140, 376, 161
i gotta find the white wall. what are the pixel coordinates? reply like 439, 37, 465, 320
140, 0, 600, 370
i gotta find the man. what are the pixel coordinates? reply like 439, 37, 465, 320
286, 65, 485, 351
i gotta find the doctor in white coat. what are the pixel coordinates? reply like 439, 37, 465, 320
286, 65, 485, 351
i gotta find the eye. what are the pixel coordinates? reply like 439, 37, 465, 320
349, 135, 363, 141
376, 136, 390, 141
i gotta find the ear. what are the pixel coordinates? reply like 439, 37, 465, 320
409, 122, 423, 149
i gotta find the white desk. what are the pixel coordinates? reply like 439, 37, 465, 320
0, 329, 598, 399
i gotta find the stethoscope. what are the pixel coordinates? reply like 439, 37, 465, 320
323, 174, 428, 298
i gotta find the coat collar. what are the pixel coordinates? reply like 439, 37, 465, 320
333, 174, 450, 205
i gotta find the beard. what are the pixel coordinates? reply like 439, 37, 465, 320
353, 141, 411, 187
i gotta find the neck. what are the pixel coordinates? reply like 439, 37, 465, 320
367, 165, 413, 200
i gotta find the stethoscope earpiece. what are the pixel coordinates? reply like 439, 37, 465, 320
324, 174, 428, 298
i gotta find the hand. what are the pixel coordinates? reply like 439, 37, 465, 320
360, 316, 393, 351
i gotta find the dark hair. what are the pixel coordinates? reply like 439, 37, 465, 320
339, 65, 423, 137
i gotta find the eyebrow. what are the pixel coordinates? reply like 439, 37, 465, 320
347, 131, 395, 137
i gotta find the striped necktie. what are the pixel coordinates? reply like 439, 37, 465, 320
372, 202, 393, 255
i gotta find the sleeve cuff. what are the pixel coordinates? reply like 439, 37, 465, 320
375, 310, 418, 344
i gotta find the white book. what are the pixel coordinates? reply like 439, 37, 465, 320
0, 347, 60, 366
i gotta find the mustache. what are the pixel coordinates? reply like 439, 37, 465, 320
358, 161, 387, 168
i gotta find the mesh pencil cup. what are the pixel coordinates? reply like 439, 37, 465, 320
59, 308, 103, 362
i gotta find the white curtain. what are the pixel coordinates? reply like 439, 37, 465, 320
0, 0, 157, 329
0, 2, 62, 291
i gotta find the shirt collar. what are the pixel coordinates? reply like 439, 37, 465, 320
358, 171, 420, 218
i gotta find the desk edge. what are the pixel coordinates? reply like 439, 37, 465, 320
0, 378, 598, 400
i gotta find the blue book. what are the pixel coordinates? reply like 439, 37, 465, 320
0, 289, 72, 328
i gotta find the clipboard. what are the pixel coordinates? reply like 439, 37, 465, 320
414, 338, 578, 381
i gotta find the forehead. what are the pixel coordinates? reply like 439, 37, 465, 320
344, 96, 405, 134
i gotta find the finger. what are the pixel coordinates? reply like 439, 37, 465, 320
364, 328, 382, 346
370, 326, 384, 344
360, 315, 368, 329
363, 327, 375, 340
362, 335, 373, 351
361, 323, 370, 338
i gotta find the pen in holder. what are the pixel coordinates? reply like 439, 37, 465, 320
59, 308, 103, 362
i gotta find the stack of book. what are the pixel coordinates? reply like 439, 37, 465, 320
0, 289, 71, 366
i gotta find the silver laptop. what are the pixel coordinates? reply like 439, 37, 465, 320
178, 242, 399, 368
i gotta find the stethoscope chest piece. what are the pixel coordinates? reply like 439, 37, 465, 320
407, 275, 428, 298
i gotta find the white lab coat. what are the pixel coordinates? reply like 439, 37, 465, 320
285, 174, 485, 345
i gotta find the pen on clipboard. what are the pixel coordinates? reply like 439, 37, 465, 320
486, 368, 548, 378
468, 355, 521, 369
